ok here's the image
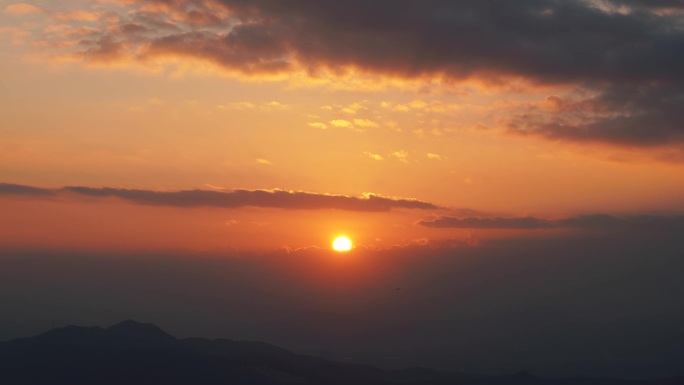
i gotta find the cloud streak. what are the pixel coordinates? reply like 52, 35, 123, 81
0, 183, 438, 212
418, 214, 684, 231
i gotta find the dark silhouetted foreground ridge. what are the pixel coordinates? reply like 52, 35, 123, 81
0, 321, 681, 385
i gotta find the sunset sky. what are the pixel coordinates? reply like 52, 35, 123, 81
2, 2, 684, 368
2, 0, 684, 253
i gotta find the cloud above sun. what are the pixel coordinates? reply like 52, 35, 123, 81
3, 0, 682, 151
0, 183, 439, 212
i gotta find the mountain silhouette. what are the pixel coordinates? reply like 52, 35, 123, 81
0, 321, 680, 385
11, 320, 178, 350
106, 319, 177, 345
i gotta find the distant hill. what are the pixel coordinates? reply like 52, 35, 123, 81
1, 320, 681, 385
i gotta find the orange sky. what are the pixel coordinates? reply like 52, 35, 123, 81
2, 0, 684, 252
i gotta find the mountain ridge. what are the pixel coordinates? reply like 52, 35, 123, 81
1, 320, 681, 385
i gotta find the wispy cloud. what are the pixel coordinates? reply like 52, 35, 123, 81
418, 214, 684, 231
0, 183, 56, 196
308, 122, 328, 129
0, 183, 439, 212
364, 152, 384, 161
392, 150, 409, 163
330, 119, 353, 128
4, 3, 42, 15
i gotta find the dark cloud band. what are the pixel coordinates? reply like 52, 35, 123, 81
418, 214, 684, 231
132, 0, 684, 85
0, 183, 438, 211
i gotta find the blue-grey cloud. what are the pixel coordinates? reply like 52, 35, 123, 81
419, 216, 551, 230
0, 183, 57, 197
0, 183, 438, 211
418, 213, 684, 231
134, 0, 684, 86
508, 84, 684, 146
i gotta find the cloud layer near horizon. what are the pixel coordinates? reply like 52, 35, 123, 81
0, 183, 438, 211
419, 213, 684, 231
10, 0, 683, 148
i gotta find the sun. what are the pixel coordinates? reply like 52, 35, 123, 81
332, 236, 353, 252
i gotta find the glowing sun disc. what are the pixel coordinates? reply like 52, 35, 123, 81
332, 236, 353, 252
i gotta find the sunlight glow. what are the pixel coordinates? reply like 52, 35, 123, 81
332, 236, 353, 252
